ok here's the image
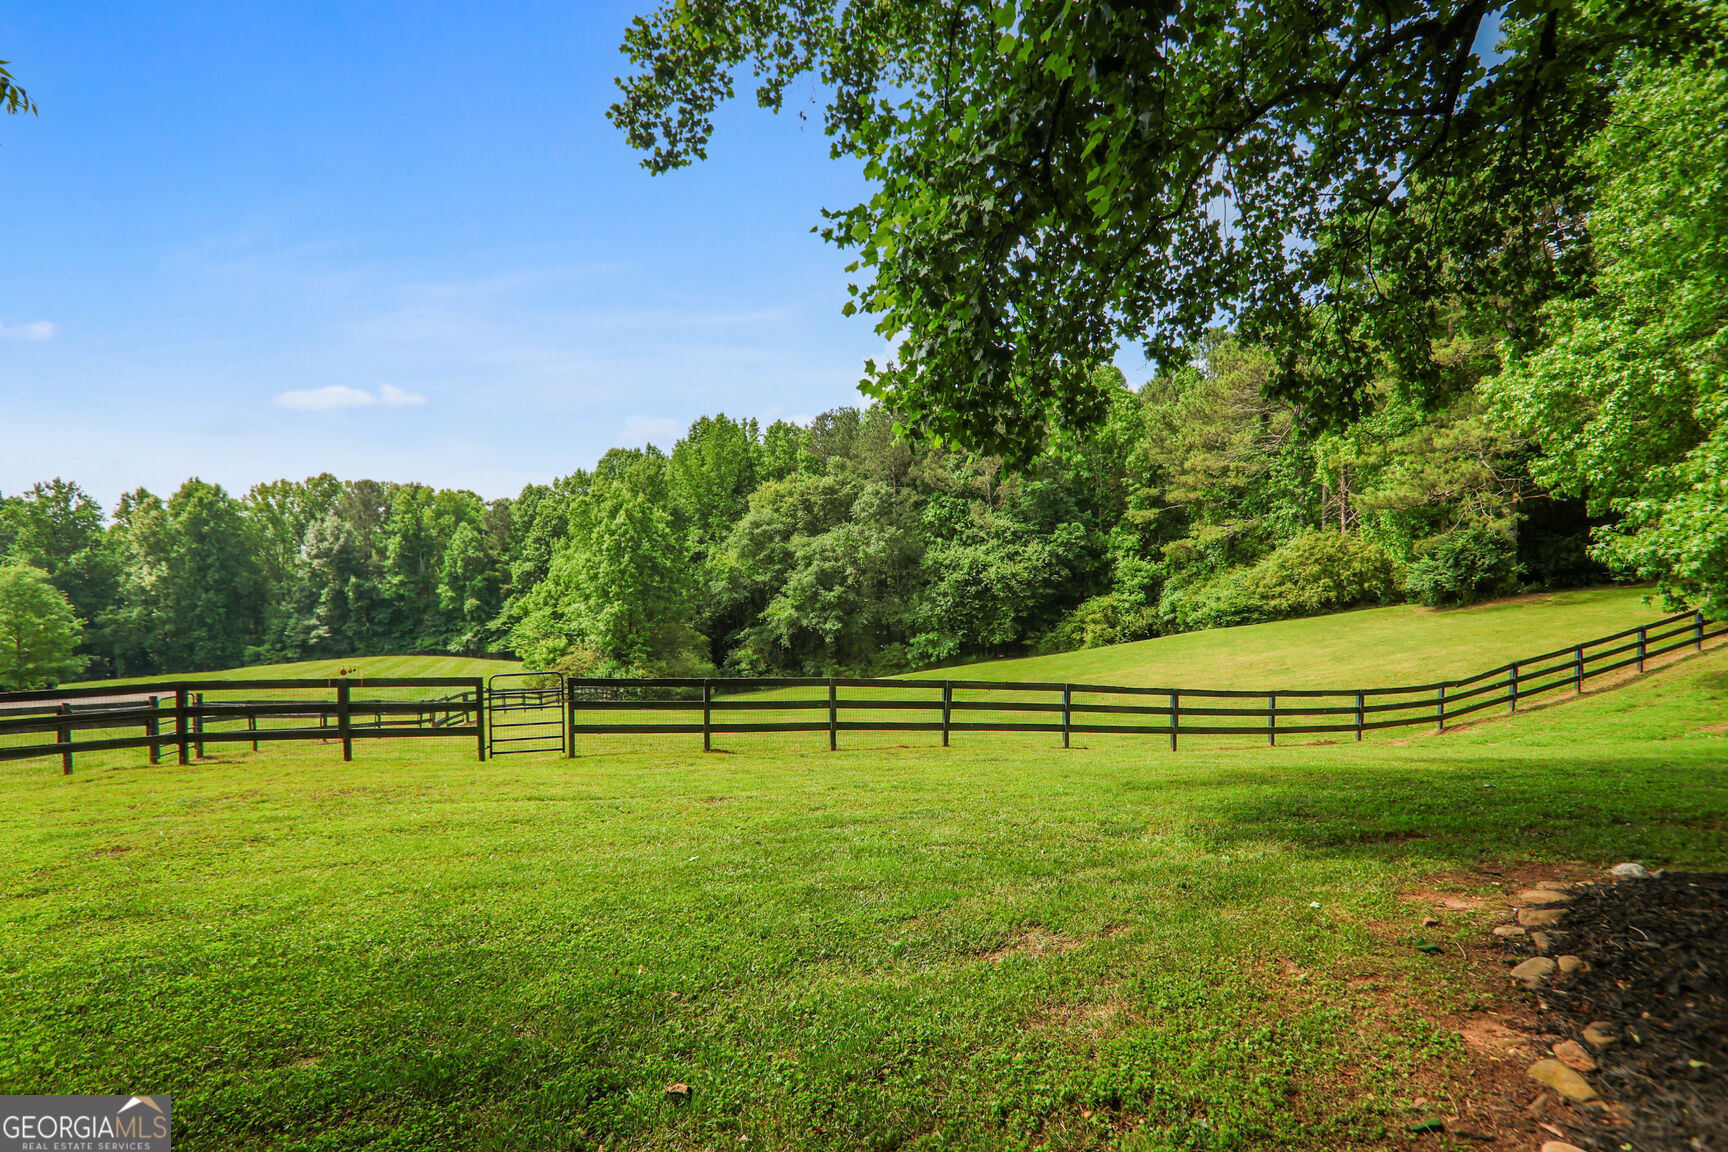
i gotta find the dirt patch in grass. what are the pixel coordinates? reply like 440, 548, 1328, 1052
1030, 995, 1143, 1038
981, 926, 1086, 962
1270, 864, 1637, 1149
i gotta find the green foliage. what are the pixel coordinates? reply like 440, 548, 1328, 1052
509, 450, 706, 675
1402, 524, 1519, 608
611, 0, 1717, 459
0, 58, 35, 117
1035, 592, 1157, 656
1489, 51, 1728, 617
1158, 532, 1397, 635
1236, 532, 1399, 618
0, 479, 121, 674
0, 563, 85, 690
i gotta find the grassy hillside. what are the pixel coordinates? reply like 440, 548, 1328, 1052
69, 652, 522, 687
2, 638, 1722, 1150
920, 585, 1674, 689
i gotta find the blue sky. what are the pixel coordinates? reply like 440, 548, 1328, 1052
0, 2, 900, 507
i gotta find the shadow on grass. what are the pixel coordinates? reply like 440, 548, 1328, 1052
1182, 747, 1728, 871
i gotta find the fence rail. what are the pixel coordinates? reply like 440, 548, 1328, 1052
1, 611, 1721, 771
0, 677, 484, 772
565, 609, 1724, 753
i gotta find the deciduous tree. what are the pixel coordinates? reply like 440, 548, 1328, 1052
0, 564, 85, 691
611, 1, 1717, 460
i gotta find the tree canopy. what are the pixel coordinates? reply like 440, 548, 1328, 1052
611, 0, 1720, 461
0, 564, 84, 691
1489, 54, 1728, 617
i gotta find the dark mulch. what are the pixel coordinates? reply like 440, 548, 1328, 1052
1533, 872, 1727, 1152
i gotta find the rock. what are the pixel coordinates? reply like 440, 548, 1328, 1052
1530, 930, 1553, 953
1518, 907, 1566, 927
1552, 1040, 1598, 1072
1610, 862, 1652, 879
1557, 954, 1590, 977
1511, 956, 1557, 987
1492, 924, 1527, 938
1582, 1021, 1618, 1049
1540, 1143, 1588, 1152
1514, 888, 1571, 904
1528, 1059, 1597, 1101
664, 1082, 690, 1103
1422, 915, 1441, 927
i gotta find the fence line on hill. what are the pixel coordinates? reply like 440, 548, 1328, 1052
565, 609, 1724, 753
0, 610, 1721, 772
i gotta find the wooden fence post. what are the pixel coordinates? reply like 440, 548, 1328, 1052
175, 687, 190, 765
1509, 664, 1518, 714
193, 692, 206, 758
1355, 692, 1365, 742
941, 683, 951, 747
1637, 627, 1647, 672
248, 712, 258, 752
1267, 693, 1276, 747
1574, 645, 1584, 694
146, 695, 160, 764
1062, 685, 1071, 749
57, 703, 72, 775
702, 679, 712, 752
1436, 684, 1446, 733
337, 682, 352, 762
564, 682, 575, 759
1697, 610, 1706, 652
1169, 692, 1179, 752
828, 678, 838, 752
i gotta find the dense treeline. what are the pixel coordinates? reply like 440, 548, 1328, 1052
0, 337, 1608, 683
0, 475, 512, 678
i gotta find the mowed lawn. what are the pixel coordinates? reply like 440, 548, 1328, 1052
2, 630, 1724, 1151
914, 585, 1671, 689
68, 653, 523, 687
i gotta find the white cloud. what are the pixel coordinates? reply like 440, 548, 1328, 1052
0, 320, 54, 340
275, 383, 427, 411
622, 414, 684, 447
378, 383, 426, 407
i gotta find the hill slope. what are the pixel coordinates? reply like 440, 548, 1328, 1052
916, 586, 1678, 690
69, 653, 522, 687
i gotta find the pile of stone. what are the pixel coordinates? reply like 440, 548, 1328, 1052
1493, 863, 1726, 1152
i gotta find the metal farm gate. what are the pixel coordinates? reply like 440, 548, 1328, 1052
486, 672, 566, 756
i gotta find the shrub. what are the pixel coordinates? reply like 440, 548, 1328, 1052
1158, 532, 1397, 633
1033, 593, 1158, 654
1402, 524, 1519, 606
1236, 530, 1398, 616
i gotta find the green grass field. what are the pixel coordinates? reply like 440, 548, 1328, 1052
916, 585, 1669, 689
3, 589, 1724, 1151
69, 652, 523, 687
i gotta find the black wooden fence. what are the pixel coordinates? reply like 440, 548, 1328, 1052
1, 611, 1720, 771
566, 610, 1723, 753
0, 678, 484, 773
